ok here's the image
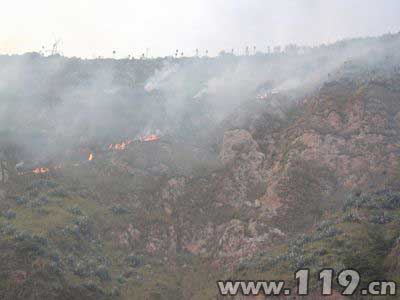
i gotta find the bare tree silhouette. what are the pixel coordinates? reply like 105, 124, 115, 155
51, 39, 62, 56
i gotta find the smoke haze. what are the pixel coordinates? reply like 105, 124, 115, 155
1, 0, 400, 57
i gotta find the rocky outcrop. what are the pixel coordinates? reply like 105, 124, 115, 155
217, 129, 265, 207
249, 79, 400, 232
213, 219, 283, 268
150, 77, 400, 266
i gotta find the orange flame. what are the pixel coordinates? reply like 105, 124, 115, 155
141, 134, 160, 142
32, 167, 50, 174
18, 134, 161, 176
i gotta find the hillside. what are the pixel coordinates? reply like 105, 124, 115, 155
0, 33, 400, 299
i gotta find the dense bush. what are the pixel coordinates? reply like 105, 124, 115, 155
378, 190, 400, 209
340, 212, 361, 223
14, 231, 48, 257
74, 261, 92, 277
116, 275, 127, 284
110, 204, 130, 215
313, 248, 328, 257
313, 225, 341, 241
343, 191, 400, 211
28, 179, 58, 191
342, 225, 394, 285
316, 219, 335, 232
82, 280, 103, 293
27, 195, 50, 208
127, 253, 143, 268
2, 209, 16, 219
15, 196, 27, 205
368, 213, 393, 224
74, 216, 91, 234
48, 261, 62, 274
68, 205, 83, 216
96, 265, 111, 281
62, 224, 80, 236
49, 187, 68, 198
0, 223, 16, 235
291, 233, 312, 247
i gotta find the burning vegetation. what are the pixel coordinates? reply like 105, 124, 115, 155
18, 134, 161, 176
140, 134, 160, 142
32, 167, 50, 174
2, 31, 400, 300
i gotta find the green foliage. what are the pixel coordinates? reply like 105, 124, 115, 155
73, 215, 91, 235
2, 209, 16, 219
343, 190, 400, 211
0, 222, 16, 235
96, 265, 111, 281
368, 212, 393, 224
28, 179, 58, 191
340, 211, 361, 223
49, 187, 69, 198
342, 225, 394, 285
109, 204, 130, 215
127, 253, 143, 268
116, 275, 127, 284
14, 231, 48, 258
15, 196, 28, 205
67, 205, 83, 216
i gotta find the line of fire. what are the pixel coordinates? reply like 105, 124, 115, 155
16, 134, 160, 176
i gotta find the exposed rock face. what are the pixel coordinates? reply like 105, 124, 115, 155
145, 78, 400, 267
214, 219, 283, 267
160, 177, 186, 203
103, 78, 400, 271
218, 129, 265, 207
220, 129, 262, 165
183, 222, 215, 256
111, 223, 141, 248
246, 80, 400, 231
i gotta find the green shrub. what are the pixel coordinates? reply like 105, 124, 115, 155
74, 216, 91, 234
116, 275, 126, 284
313, 225, 341, 241
15, 196, 27, 205
342, 225, 394, 285
368, 213, 393, 224
110, 204, 130, 215
2, 209, 16, 219
341, 212, 361, 223
82, 280, 103, 293
127, 253, 143, 268
0, 223, 16, 235
96, 265, 111, 281
68, 205, 83, 216
49, 188, 68, 198
291, 233, 312, 247
28, 179, 58, 191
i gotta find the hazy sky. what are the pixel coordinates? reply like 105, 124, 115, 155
1, 0, 400, 58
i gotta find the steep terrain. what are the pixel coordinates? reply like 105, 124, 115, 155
0, 33, 400, 299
